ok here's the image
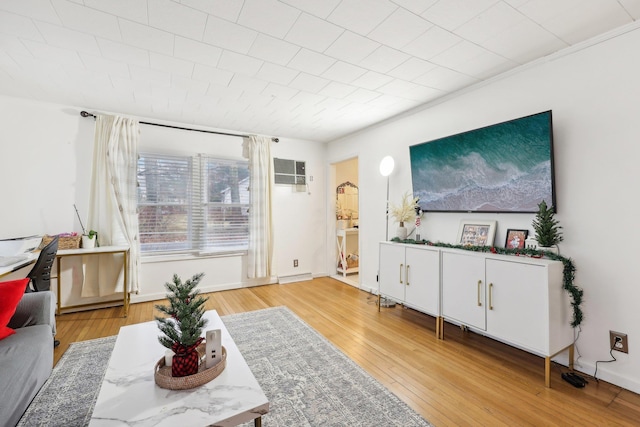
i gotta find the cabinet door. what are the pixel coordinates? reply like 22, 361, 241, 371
379, 244, 406, 302
442, 252, 486, 330
486, 259, 547, 353
404, 247, 439, 316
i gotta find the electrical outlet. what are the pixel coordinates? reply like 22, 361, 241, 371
293, 259, 298, 267
610, 331, 629, 353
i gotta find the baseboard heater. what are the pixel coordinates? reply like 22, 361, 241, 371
278, 273, 313, 284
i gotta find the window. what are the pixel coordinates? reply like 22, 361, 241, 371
137, 153, 249, 255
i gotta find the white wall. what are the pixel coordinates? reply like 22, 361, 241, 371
327, 24, 640, 393
0, 96, 328, 305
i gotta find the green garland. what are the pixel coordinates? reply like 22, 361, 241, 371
390, 238, 583, 328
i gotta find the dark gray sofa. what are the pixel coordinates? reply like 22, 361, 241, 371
1, 291, 56, 426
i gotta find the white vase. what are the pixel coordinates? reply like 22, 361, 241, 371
82, 235, 96, 249
396, 225, 407, 240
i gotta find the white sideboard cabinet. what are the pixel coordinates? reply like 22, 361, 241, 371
379, 243, 575, 387
378, 242, 440, 318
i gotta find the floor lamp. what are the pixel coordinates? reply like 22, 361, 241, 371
379, 156, 396, 308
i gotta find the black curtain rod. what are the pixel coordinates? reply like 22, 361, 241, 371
80, 111, 279, 142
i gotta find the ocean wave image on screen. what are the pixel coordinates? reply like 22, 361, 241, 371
410, 112, 554, 212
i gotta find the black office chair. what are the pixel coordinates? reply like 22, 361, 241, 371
26, 236, 59, 292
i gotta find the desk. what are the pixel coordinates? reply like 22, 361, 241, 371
0, 254, 36, 279
56, 245, 130, 317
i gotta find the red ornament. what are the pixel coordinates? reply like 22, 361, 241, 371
490, 247, 497, 254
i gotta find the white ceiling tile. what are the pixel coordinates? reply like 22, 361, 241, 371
524, 0, 632, 44
280, 0, 342, 19
0, 35, 33, 58
229, 74, 269, 94
0, 11, 43, 42
377, 78, 441, 101
150, 52, 194, 78
504, 0, 529, 7
207, 83, 243, 100
285, 13, 344, 52
432, 40, 516, 78
388, 57, 437, 80
35, 22, 101, 55
359, 45, 410, 73
51, 0, 122, 41
316, 97, 351, 111
22, 39, 84, 69
344, 87, 381, 103
321, 61, 368, 83
83, 0, 148, 25
79, 53, 130, 79
288, 73, 331, 93
288, 49, 336, 75
479, 19, 568, 64
317, 81, 357, 98
619, 0, 640, 19
119, 19, 174, 55
368, 8, 433, 49
179, 0, 244, 22
262, 82, 299, 100
325, 32, 381, 63
238, 0, 301, 39
402, 26, 462, 60
289, 91, 326, 107
328, 0, 398, 36
421, 0, 499, 30
0, 0, 61, 24
97, 38, 150, 67
351, 70, 394, 90
171, 74, 209, 94
256, 62, 299, 85
148, 0, 207, 40
130, 65, 171, 87
218, 50, 264, 76
366, 93, 406, 108
516, 0, 580, 24
456, 2, 526, 44
193, 63, 234, 86
248, 34, 300, 66
389, 0, 439, 15
413, 65, 478, 90
203, 15, 258, 54
174, 37, 222, 68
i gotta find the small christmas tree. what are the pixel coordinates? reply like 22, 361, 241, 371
532, 200, 563, 247
155, 273, 209, 376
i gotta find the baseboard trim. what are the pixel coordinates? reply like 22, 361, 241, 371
278, 272, 313, 284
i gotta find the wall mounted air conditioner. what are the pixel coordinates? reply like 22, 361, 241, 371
274, 158, 306, 191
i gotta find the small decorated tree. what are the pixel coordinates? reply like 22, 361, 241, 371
155, 273, 209, 377
532, 200, 563, 247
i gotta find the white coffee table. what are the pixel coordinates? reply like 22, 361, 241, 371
90, 310, 269, 426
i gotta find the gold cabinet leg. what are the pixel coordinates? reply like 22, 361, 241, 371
545, 356, 551, 388
254, 416, 262, 427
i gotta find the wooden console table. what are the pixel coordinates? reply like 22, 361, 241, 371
56, 245, 130, 317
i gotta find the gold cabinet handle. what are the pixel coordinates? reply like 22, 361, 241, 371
406, 265, 410, 286
489, 283, 494, 310
477, 280, 482, 306
400, 264, 403, 284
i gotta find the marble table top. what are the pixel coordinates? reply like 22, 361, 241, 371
89, 310, 269, 426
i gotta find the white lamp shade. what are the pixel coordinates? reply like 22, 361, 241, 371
379, 156, 395, 177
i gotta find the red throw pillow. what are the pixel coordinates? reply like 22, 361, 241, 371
0, 278, 29, 340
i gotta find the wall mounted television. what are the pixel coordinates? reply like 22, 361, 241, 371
409, 110, 556, 213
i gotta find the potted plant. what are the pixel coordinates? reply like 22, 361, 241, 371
155, 273, 209, 377
390, 191, 419, 240
82, 230, 98, 248
531, 200, 563, 252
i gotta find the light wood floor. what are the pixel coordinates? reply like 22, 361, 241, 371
54, 277, 640, 426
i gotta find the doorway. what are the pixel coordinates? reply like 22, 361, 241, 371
332, 157, 359, 288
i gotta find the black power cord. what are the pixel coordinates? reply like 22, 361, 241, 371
594, 337, 620, 382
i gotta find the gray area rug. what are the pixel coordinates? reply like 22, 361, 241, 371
18, 306, 431, 427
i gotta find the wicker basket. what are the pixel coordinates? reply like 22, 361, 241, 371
39, 234, 81, 250
154, 344, 227, 390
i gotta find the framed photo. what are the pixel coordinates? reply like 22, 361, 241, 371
505, 229, 529, 249
457, 220, 497, 247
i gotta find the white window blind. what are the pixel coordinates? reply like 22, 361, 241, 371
137, 152, 249, 255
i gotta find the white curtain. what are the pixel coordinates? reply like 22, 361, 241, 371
242, 135, 274, 279
82, 114, 141, 297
